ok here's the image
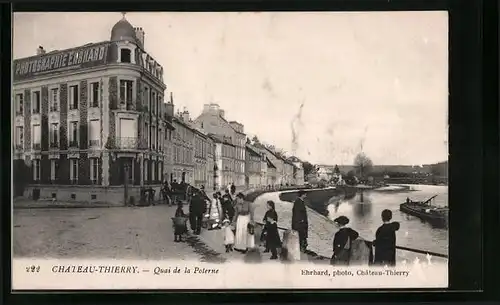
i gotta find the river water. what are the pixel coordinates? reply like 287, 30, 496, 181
253, 184, 448, 263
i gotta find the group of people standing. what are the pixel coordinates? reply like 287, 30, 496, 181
291, 190, 401, 266
174, 186, 401, 266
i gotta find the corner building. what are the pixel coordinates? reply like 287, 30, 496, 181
12, 16, 175, 204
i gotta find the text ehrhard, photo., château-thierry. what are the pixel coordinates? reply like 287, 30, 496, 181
12, 14, 305, 204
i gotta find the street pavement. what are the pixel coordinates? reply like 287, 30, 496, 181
13, 186, 312, 264
13, 204, 223, 262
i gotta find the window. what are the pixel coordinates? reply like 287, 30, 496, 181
144, 87, 149, 110
69, 121, 79, 147
151, 92, 156, 114
50, 159, 59, 181
145, 123, 149, 148
32, 91, 41, 114
90, 82, 100, 108
90, 158, 100, 184
158, 128, 162, 151
70, 159, 78, 183
33, 160, 40, 181
89, 119, 100, 147
50, 88, 59, 111
151, 126, 155, 149
15, 93, 24, 115
120, 48, 131, 63
119, 80, 133, 104
50, 123, 59, 148
157, 95, 162, 115
69, 85, 79, 110
32, 124, 41, 149
15, 126, 23, 148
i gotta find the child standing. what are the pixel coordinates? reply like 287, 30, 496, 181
247, 222, 256, 249
172, 201, 188, 242
222, 219, 235, 252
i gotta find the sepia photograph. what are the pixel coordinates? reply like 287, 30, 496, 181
12, 11, 449, 290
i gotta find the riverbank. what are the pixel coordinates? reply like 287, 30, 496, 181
14, 185, 448, 265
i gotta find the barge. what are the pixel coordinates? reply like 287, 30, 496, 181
400, 195, 448, 228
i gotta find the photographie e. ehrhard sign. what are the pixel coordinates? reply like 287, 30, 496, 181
13, 42, 110, 82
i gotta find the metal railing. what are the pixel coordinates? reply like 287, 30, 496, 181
49, 142, 59, 149
32, 143, 41, 151
14, 144, 23, 150
255, 221, 448, 259
115, 137, 147, 150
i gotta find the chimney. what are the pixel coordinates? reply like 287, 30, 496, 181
203, 104, 211, 113
182, 109, 190, 122
134, 27, 145, 47
36, 46, 45, 55
165, 102, 174, 118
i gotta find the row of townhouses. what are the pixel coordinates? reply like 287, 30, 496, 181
12, 15, 305, 204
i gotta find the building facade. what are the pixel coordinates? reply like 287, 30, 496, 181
172, 112, 195, 185
210, 134, 235, 190
283, 160, 295, 185
259, 151, 268, 186
293, 162, 305, 185
266, 157, 277, 186
259, 146, 285, 185
161, 97, 175, 182
194, 103, 246, 187
193, 128, 210, 189
13, 15, 174, 204
245, 144, 262, 188
206, 137, 216, 191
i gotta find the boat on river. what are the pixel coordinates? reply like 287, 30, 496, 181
400, 195, 448, 227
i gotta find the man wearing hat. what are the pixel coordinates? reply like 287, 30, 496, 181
292, 190, 309, 252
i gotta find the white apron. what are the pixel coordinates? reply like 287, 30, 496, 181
234, 214, 251, 250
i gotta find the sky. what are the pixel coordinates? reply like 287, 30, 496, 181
13, 12, 449, 166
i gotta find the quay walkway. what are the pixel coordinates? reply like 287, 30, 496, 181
198, 186, 448, 264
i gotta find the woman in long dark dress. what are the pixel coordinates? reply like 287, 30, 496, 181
264, 200, 281, 260
331, 216, 359, 265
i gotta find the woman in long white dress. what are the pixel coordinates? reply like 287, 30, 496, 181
232, 193, 254, 252
204, 193, 222, 230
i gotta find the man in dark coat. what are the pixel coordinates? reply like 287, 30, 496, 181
373, 209, 400, 266
221, 189, 235, 220
199, 185, 211, 202
189, 192, 206, 235
292, 190, 309, 252
230, 183, 236, 196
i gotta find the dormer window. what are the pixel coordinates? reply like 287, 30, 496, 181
120, 48, 131, 63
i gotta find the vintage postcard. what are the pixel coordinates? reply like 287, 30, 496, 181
12, 11, 449, 290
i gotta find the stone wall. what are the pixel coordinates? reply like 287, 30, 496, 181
23, 185, 163, 206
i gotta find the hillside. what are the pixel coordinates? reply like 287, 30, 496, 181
316, 161, 448, 176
